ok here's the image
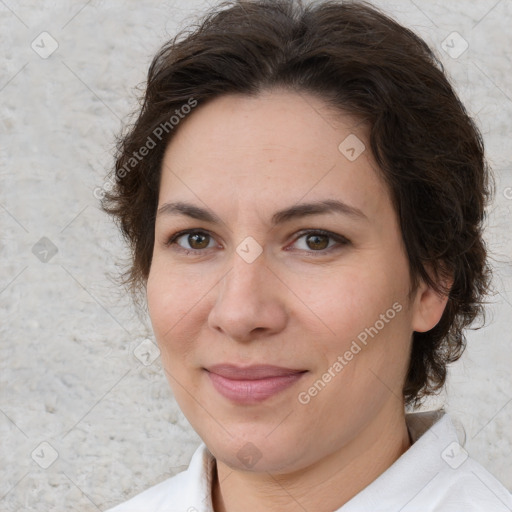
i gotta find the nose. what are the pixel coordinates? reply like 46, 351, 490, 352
207, 250, 288, 343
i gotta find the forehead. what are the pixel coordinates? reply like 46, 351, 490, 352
159, 90, 390, 222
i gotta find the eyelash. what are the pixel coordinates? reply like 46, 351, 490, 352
164, 229, 350, 257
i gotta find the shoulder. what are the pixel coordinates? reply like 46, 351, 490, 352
105, 443, 213, 512
341, 410, 512, 511
431, 455, 512, 511
409, 410, 512, 510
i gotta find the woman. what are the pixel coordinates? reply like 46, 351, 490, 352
103, 0, 512, 510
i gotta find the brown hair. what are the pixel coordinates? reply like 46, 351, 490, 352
102, 0, 493, 407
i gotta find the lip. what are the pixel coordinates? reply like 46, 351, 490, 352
205, 364, 307, 404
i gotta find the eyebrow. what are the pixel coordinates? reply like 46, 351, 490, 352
157, 199, 367, 226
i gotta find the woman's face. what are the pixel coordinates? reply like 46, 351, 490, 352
147, 90, 441, 473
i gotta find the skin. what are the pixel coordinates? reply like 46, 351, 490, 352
146, 89, 449, 512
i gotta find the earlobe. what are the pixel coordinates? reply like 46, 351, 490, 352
411, 276, 452, 333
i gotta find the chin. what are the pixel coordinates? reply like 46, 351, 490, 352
204, 431, 311, 474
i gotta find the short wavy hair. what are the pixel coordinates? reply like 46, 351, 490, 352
102, 0, 493, 407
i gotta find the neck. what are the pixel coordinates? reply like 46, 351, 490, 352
212, 408, 411, 512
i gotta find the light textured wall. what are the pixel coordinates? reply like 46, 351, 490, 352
1, 0, 511, 510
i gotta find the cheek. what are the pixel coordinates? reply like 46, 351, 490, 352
147, 265, 189, 352
147, 267, 171, 335
147, 256, 198, 327
297, 262, 412, 382
294, 264, 395, 338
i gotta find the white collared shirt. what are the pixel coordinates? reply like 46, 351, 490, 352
106, 410, 512, 511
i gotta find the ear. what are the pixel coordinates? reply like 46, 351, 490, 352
411, 269, 453, 333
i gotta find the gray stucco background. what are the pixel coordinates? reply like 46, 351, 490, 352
1, 0, 511, 510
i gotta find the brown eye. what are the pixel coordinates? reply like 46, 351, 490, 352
305, 233, 330, 250
291, 230, 349, 254
167, 230, 216, 252
187, 232, 210, 249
